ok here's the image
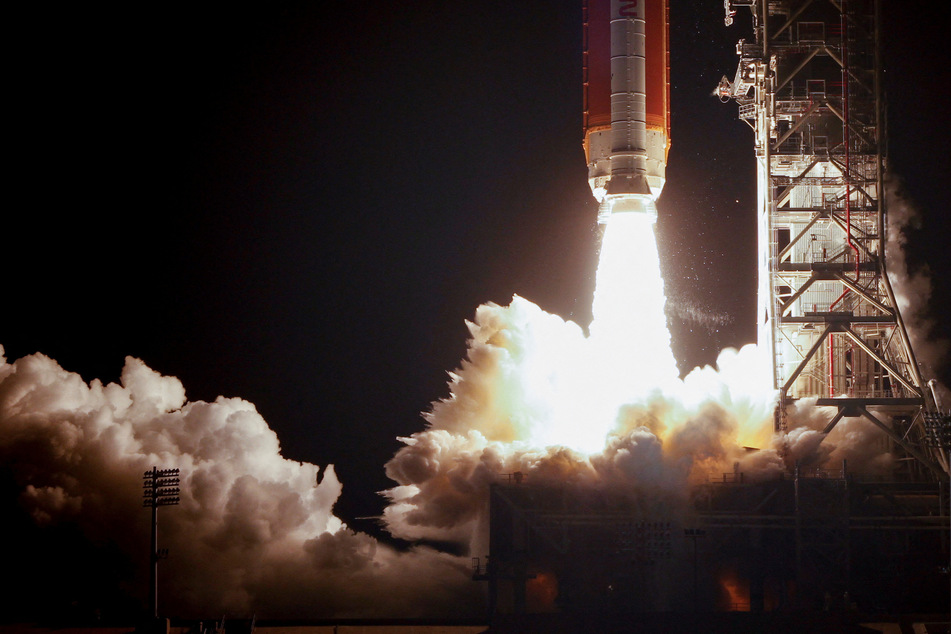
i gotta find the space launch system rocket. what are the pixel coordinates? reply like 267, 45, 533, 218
583, 0, 670, 223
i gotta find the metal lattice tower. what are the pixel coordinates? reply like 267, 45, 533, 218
718, 0, 947, 477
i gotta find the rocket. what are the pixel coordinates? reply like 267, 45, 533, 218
583, 0, 670, 223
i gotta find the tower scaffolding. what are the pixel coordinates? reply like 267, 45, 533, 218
718, 0, 949, 478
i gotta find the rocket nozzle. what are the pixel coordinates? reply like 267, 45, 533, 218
598, 193, 657, 224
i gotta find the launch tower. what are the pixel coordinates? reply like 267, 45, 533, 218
718, 0, 948, 476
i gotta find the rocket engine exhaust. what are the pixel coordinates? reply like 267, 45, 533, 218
583, 0, 670, 223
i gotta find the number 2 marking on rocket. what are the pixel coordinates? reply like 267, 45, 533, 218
619, 0, 639, 17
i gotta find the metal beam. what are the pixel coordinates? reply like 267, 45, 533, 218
833, 273, 892, 315
783, 323, 835, 393
842, 325, 920, 395
778, 211, 825, 262
857, 406, 944, 476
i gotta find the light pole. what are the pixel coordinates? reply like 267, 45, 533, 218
143, 467, 180, 620
684, 528, 706, 611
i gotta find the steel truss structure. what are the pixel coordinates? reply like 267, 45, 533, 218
718, 0, 948, 477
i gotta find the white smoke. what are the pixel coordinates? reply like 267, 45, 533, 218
381, 295, 786, 560
0, 346, 482, 619
885, 175, 950, 407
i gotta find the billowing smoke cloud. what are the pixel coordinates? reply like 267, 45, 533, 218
382, 297, 786, 560
0, 346, 481, 620
885, 175, 950, 407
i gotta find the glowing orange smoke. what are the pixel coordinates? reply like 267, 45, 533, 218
525, 571, 559, 612
718, 568, 750, 612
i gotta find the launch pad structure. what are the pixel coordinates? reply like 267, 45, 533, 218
474, 0, 950, 627
477, 468, 948, 628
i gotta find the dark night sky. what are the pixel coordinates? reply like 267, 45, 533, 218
6, 2, 949, 526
